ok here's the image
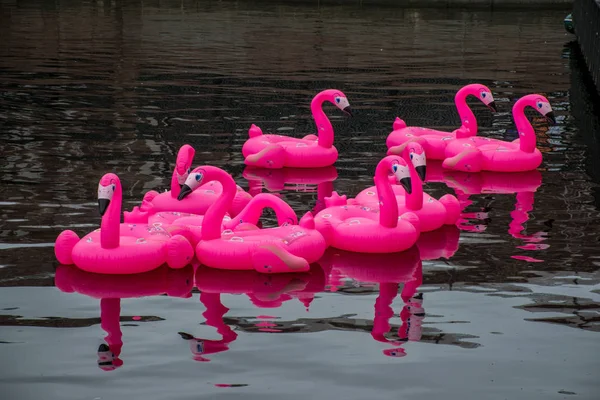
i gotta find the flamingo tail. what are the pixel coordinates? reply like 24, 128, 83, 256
439, 194, 461, 225
55, 230, 80, 265
393, 117, 407, 130
248, 124, 263, 138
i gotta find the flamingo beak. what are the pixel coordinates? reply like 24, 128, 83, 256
343, 106, 353, 117
399, 177, 412, 194
98, 199, 110, 216
178, 184, 193, 200
545, 111, 556, 125
487, 101, 498, 112
415, 165, 427, 181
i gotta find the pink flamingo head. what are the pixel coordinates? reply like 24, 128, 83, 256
174, 144, 196, 186
177, 167, 207, 200
97, 173, 121, 216
386, 155, 412, 194
388, 140, 427, 181
518, 94, 556, 125
462, 83, 497, 112
319, 89, 352, 116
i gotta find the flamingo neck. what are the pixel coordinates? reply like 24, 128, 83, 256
171, 145, 195, 197
374, 161, 399, 228
200, 292, 237, 343
100, 298, 123, 355
400, 261, 423, 302
170, 169, 181, 198
514, 97, 538, 153
100, 186, 122, 249
201, 167, 237, 240
310, 92, 334, 148
454, 86, 478, 138
509, 192, 534, 238
403, 154, 424, 211
372, 282, 399, 343
224, 193, 298, 230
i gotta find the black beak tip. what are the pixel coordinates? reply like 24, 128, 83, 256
415, 165, 427, 181
488, 101, 498, 113
343, 106, 353, 117
177, 184, 192, 201
400, 177, 412, 194
98, 199, 110, 216
545, 111, 557, 125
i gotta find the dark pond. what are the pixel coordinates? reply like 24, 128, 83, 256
1, 1, 599, 399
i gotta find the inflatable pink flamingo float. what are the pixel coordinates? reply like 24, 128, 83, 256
314, 155, 420, 253
179, 265, 322, 361
353, 141, 460, 232
178, 166, 327, 273
442, 94, 556, 172
386, 84, 498, 160
54, 264, 194, 370
243, 165, 338, 214
125, 145, 252, 223
319, 246, 424, 357
54, 173, 194, 274
242, 89, 352, 169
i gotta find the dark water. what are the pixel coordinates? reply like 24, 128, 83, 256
1, 1, 599, 399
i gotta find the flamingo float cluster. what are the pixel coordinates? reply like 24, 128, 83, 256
54, 84, 554, 275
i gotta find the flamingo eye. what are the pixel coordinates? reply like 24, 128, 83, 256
537, 102, 542, 108
410, 153, 414, 160
111, 185, 115, 191
195, 173, 202, 182
392, 164, 398, 173
187, 167, 191, 174
335, 97, 341, 104
481, 92, 486, 98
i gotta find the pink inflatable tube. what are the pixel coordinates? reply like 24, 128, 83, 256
54, 264, 193, 370
386, 84, 498, 160
353, 141, 460, 232
442, 94, 556, 172
318, 246, 423, 357
54, 173, 194, 274
154, 191, 301, 247
124, 145, 251, 223
178, 166, 327, 273
242, 89, 352, 169
314, 155, 420, 253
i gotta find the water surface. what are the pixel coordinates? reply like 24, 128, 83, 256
0, 1, 599, 399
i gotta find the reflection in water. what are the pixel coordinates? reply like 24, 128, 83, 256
53, 264, 194, 370
320, 246, 424, 357
432, 165, 549, 261
180, 264, 326, 361
243, 166, 338, 214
